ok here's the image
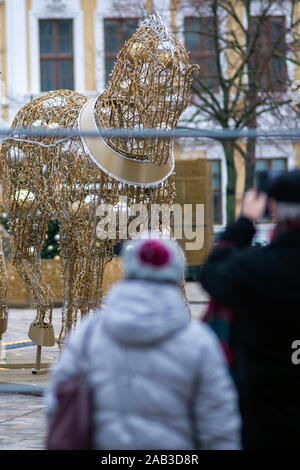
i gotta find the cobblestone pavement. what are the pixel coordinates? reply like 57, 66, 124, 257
0, 282, 208, 450
0, 393, 47, 450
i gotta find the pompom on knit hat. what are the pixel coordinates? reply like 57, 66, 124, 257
121, 233, 185, 284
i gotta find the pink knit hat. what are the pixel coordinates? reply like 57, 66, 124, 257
122, 234, 185, 284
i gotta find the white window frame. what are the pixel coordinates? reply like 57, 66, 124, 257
28, 5, 84, 96
206, 143, 227, 229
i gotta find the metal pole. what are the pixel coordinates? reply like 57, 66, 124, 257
35, 345, 42, 370
0, 334, 5, 363
32, 345, 48, 374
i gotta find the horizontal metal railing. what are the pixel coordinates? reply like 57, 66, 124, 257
0, 126, 300, 140
0, 384, 46, 395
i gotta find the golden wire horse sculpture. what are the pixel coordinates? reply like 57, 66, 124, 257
0, 12, 197, 350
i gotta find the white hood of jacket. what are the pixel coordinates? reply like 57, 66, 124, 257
101, 279, 190, 346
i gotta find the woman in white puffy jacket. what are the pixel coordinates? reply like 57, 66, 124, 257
46, 235, 241, 450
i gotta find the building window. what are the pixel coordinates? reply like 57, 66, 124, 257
255, 157, 287, 222
104, 18, 139, 84
255, 157, 287, 173
249, 16, 287, 92
39, 19, 74, 92
208, 159, 223, 225
184, 16, 218, 90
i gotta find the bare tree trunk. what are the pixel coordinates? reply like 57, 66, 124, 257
244, 137, 256, 191
222, 140, 237, 226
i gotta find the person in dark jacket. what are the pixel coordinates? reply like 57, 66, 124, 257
199, 169, 300, 450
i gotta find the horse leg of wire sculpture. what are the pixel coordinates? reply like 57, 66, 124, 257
7, 205, 55, 353
58, 217, 115, 346
0, 238, 8, 362
75, 240, 115, 317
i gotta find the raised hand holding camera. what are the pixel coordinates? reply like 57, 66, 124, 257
241, 189, 268, 222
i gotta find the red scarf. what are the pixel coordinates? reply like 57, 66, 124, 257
270, 219, 300, 242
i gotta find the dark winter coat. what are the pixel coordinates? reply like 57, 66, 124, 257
199, 217, 300, 450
